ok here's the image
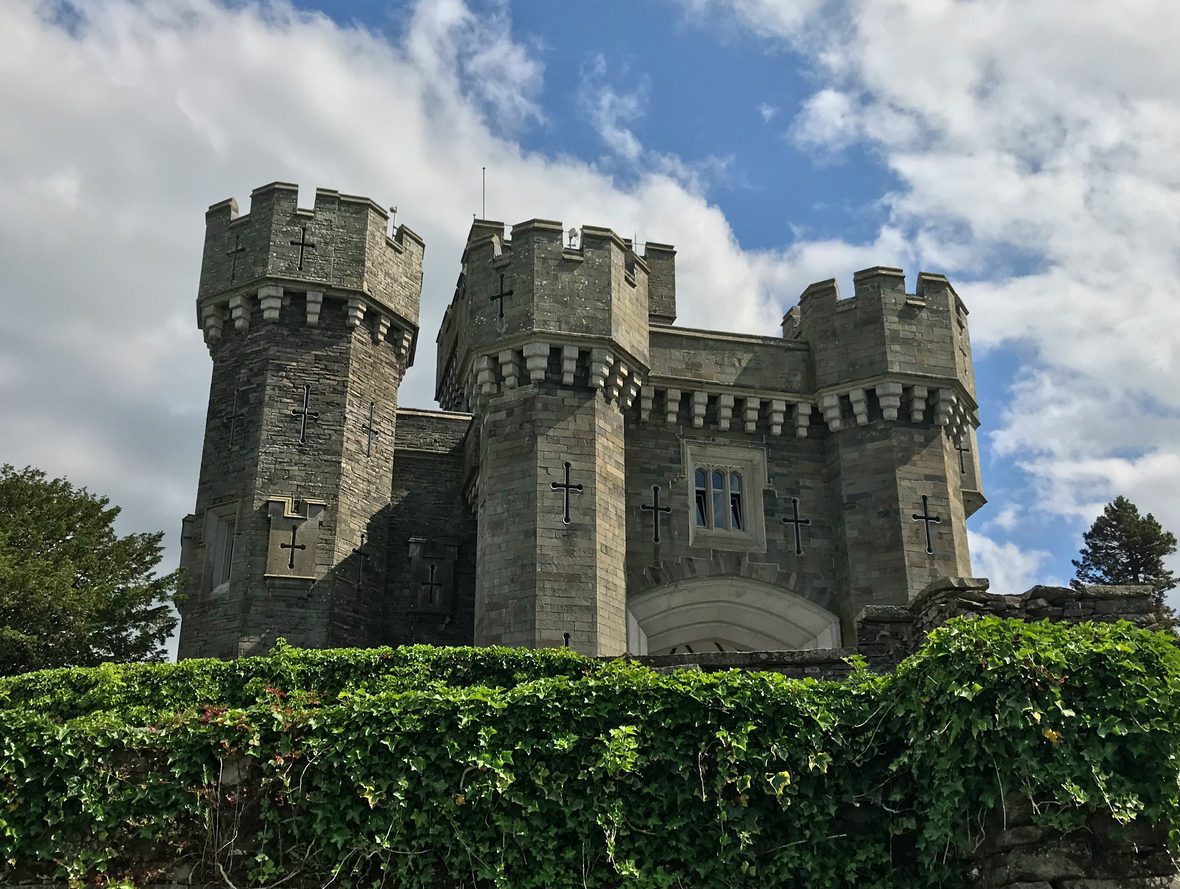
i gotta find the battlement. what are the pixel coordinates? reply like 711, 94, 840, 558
437, 218, 676, 408
197, 182, 424, 329
462, 219, 674, 318
794, 267, 965, 320
788, 266, 973, 397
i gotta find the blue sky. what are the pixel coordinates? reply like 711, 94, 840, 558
4, 0, 1180, 632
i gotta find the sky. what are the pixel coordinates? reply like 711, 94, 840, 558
4, 0, 1180, 653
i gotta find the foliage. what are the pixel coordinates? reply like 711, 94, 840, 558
0, 620, 1178, 888
1072, 494, 1178, 628
0, 465, 179, 675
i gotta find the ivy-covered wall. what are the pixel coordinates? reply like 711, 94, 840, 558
1, 617, 1178, 888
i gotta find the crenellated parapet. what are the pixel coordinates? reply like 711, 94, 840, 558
783, 267, 979, 448
436, 218, 672, 413
197, 182, 423, 366
793, 267, 975, 400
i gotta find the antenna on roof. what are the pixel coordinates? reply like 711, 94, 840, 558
481, 166, 486, 219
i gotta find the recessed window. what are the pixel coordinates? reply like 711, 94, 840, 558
694, 466, 744, 531
205, 504, 238, 593
684, 443, 767, 553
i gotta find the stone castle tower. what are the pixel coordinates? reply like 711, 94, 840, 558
178, 183, 984, 659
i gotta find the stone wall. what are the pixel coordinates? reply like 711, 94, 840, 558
969, 796, 1178, 888
634, 577, 1163, 677
384, 408, 477, 647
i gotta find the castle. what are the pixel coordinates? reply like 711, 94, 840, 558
177, 182, 984, 659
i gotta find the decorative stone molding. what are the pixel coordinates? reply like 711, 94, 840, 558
258, 284, 283, 322
664, 388, 681, 424
475, 354, 496, 397
589, 348, 613, 390
717, 394, 734, 431
229, 294, 250, 332
819, 393, 843, 432
304, 291, 323, 326
345, 297, 366, 329
910, 385, 928, 422
934, 387, 956, 427
691, 391, 708, 428
876, 381, 902, 420
394, 328, 414, 362
639, 390, 654, 421
201, 304, 224, 344
498, 349, 519, 389
622, 376, 641, 410
849, 387, 868, 426
523, 342, 550, 383
744, 397, 761, 433
561, 344, 578, 385
795, 402, 812, 438
606, 362, 629, 404
768, 399, 785, 436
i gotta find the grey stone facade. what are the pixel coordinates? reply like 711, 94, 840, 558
179, 183, 985, 659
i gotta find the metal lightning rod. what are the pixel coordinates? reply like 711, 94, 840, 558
482, 166, 486, 219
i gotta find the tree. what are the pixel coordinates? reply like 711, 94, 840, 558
0, 465, 179, 675
1072, 495, 1178, 627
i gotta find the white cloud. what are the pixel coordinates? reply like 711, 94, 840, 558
678, 0, 826, 42
791, 89, 861, 153
757, 102, 777, 123
968, 531, 1055, 594
578, 53, 648, 163
677, 0, 1180, 587
2, 0, 837, 626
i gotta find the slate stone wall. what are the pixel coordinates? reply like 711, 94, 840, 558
622, 412, 842, 627
969, 795, 1178, 888
475, 385, 628, 655
385, 409, 477, 647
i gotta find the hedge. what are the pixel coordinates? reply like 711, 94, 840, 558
1, 617, 1177, 888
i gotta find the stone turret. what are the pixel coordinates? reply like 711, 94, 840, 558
790, 267, 984, 618
435, 219, 668, 655
178, 183, 424, 659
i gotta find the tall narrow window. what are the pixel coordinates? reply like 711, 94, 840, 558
711, 470, 726, 530
692, 466, 747, 532
208, 510, 236, 591
216, 519, 235, 585
730, 471, 743, 530
694, 469, 708, 527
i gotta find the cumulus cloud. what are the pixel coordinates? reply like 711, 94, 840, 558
968, 531, 1056, 594
790, 89, 861, 153
678, 0, 1180, 593
1, 0, 828, 627
678, 0, 826, 42
578, 53, 648, 163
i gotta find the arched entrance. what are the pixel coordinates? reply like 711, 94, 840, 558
626, 577, 841, 655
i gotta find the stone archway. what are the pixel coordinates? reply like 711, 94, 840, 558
626, 577, 841, 655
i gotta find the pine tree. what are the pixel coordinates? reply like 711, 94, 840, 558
0, 465, 179, 675
1072, 495, 1177, 628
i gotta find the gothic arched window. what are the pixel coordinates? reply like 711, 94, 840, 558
693, 466, 744, 531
